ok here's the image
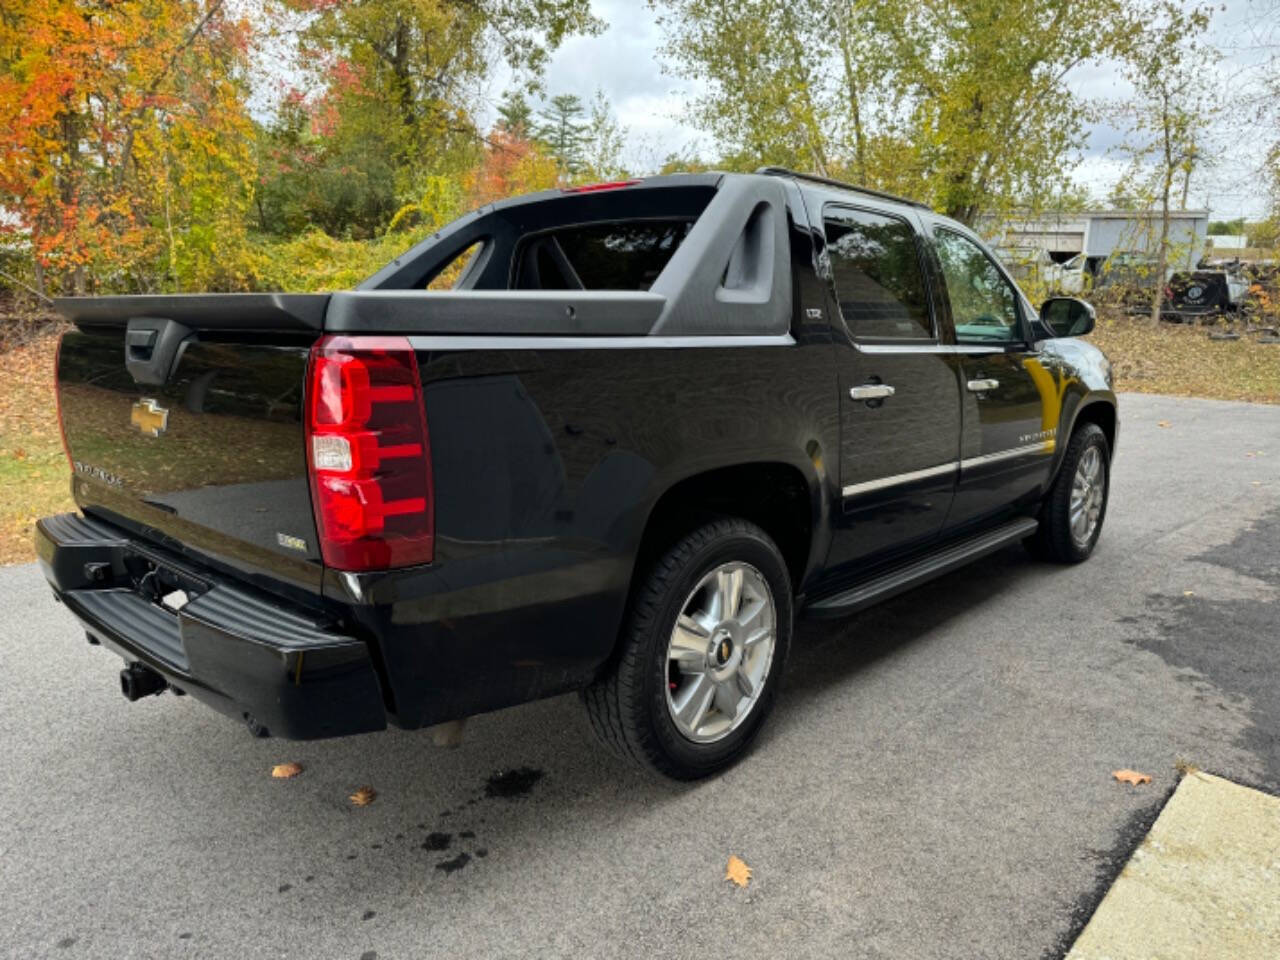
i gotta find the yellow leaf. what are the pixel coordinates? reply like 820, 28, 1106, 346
725, 855, 752, 888
1112, 769, 1152, 786
1157, 420, 1172, 428
349, 786, 377, 807
271, 762, 303, 779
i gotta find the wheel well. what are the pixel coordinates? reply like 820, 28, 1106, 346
634, 463, 813, 592
1071, 401, 1116, 455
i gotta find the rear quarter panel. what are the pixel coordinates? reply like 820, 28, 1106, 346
329, 337, 839, 729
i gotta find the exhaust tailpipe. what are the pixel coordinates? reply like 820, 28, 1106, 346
120, 662, 167, 701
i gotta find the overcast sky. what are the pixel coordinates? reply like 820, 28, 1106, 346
495, 0, 1278, 220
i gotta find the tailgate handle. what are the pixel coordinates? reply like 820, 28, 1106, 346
125, 317, 191, 386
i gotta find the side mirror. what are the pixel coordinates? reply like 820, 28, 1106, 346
1040, 296, 1096, 338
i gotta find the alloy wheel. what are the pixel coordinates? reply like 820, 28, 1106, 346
664, 562, 777, 744
1069, 445, 1105, 546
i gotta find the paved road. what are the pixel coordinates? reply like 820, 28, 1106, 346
2, 393, 1277, 960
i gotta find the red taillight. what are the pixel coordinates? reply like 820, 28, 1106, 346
560, 179, 641, 194
305, 335, 433, 571
54, 332, 72, 467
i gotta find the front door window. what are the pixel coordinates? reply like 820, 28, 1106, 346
934, 229, 1023, 343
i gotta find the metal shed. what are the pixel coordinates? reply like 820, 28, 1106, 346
984, 209, 1209, 269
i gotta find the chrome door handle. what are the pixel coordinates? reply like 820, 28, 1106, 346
850, 384, 896, 401
967, 378, 999, 393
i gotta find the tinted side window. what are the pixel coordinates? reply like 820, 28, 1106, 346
933, 228, 1022, 343
824, 208, 933, 340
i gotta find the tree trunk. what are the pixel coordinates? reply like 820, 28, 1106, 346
836, 15, 866, 182
1150, 98, 1175, 326
32, 258, 46, 299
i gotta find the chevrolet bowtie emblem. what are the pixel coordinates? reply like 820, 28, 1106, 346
130, 398, 169, 437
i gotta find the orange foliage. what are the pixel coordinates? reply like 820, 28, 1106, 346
465, 129, 560, 208
0, 0, 256, 293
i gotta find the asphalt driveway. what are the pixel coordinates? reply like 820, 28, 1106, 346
1, 392, 1277, 960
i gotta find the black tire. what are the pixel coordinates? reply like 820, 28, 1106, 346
1026, 422, 1110, 563
582, 518, 793, 780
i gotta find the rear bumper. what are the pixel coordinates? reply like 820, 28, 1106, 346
35, 513, 387, 740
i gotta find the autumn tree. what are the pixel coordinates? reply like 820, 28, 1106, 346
652, 0, 1137, 222
466, 127, 559, 207
580, 90, 630, 182
1246, 2, 1280, 229
0, 0, 257, 294
253, 72, 402, 239
274, 0, 600, 235
1110, 1, 1217, 323
651, 0, 843, 176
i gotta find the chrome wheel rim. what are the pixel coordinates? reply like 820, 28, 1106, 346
1069, 445, 1105, 546
665, 562, 777, 744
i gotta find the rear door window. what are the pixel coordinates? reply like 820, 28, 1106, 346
513, 220, 693, 291
824, 207, 934, 340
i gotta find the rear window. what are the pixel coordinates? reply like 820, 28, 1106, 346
514, 220, 693, 291
824, 207, 933, 340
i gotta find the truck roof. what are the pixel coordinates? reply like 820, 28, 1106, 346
754, 166, 930, 211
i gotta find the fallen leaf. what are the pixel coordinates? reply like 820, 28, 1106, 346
725, 855, 752, 888
1182, 590, 1194, 597
1157, 420, 1172, 428
271, 762, 303, 779
1113, 769, 1152, 786
349, 786, 377, 807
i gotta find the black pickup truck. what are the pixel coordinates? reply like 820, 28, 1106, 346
38, 168, 1117, 779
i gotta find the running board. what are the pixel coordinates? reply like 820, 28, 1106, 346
804, 517, 1040, 619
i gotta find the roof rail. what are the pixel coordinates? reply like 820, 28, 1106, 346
755, 166, 931, 211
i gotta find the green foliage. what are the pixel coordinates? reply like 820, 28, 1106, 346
0, 0, 259, 294
652, 0, 1138, 223
252, 101, 401, 240
248, 172, 470, 290
249, 225, 433, 292
0, 0, 601, 296
497, 91, 535, 137
1250, 219, 1280, 249
580, 90, 630, 182
1109, 1, 1217, 322
539, 93, 590, 176
1207, 218, 1245, 236
652, 0, 840, 175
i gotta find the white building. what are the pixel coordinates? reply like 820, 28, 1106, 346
983, 209, 1210, 271
1205, 234, 1248, 251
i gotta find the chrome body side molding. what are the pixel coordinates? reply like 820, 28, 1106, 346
841, 440, 1056, 499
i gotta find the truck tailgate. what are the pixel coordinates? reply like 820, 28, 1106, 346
55, 297, 329, 594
